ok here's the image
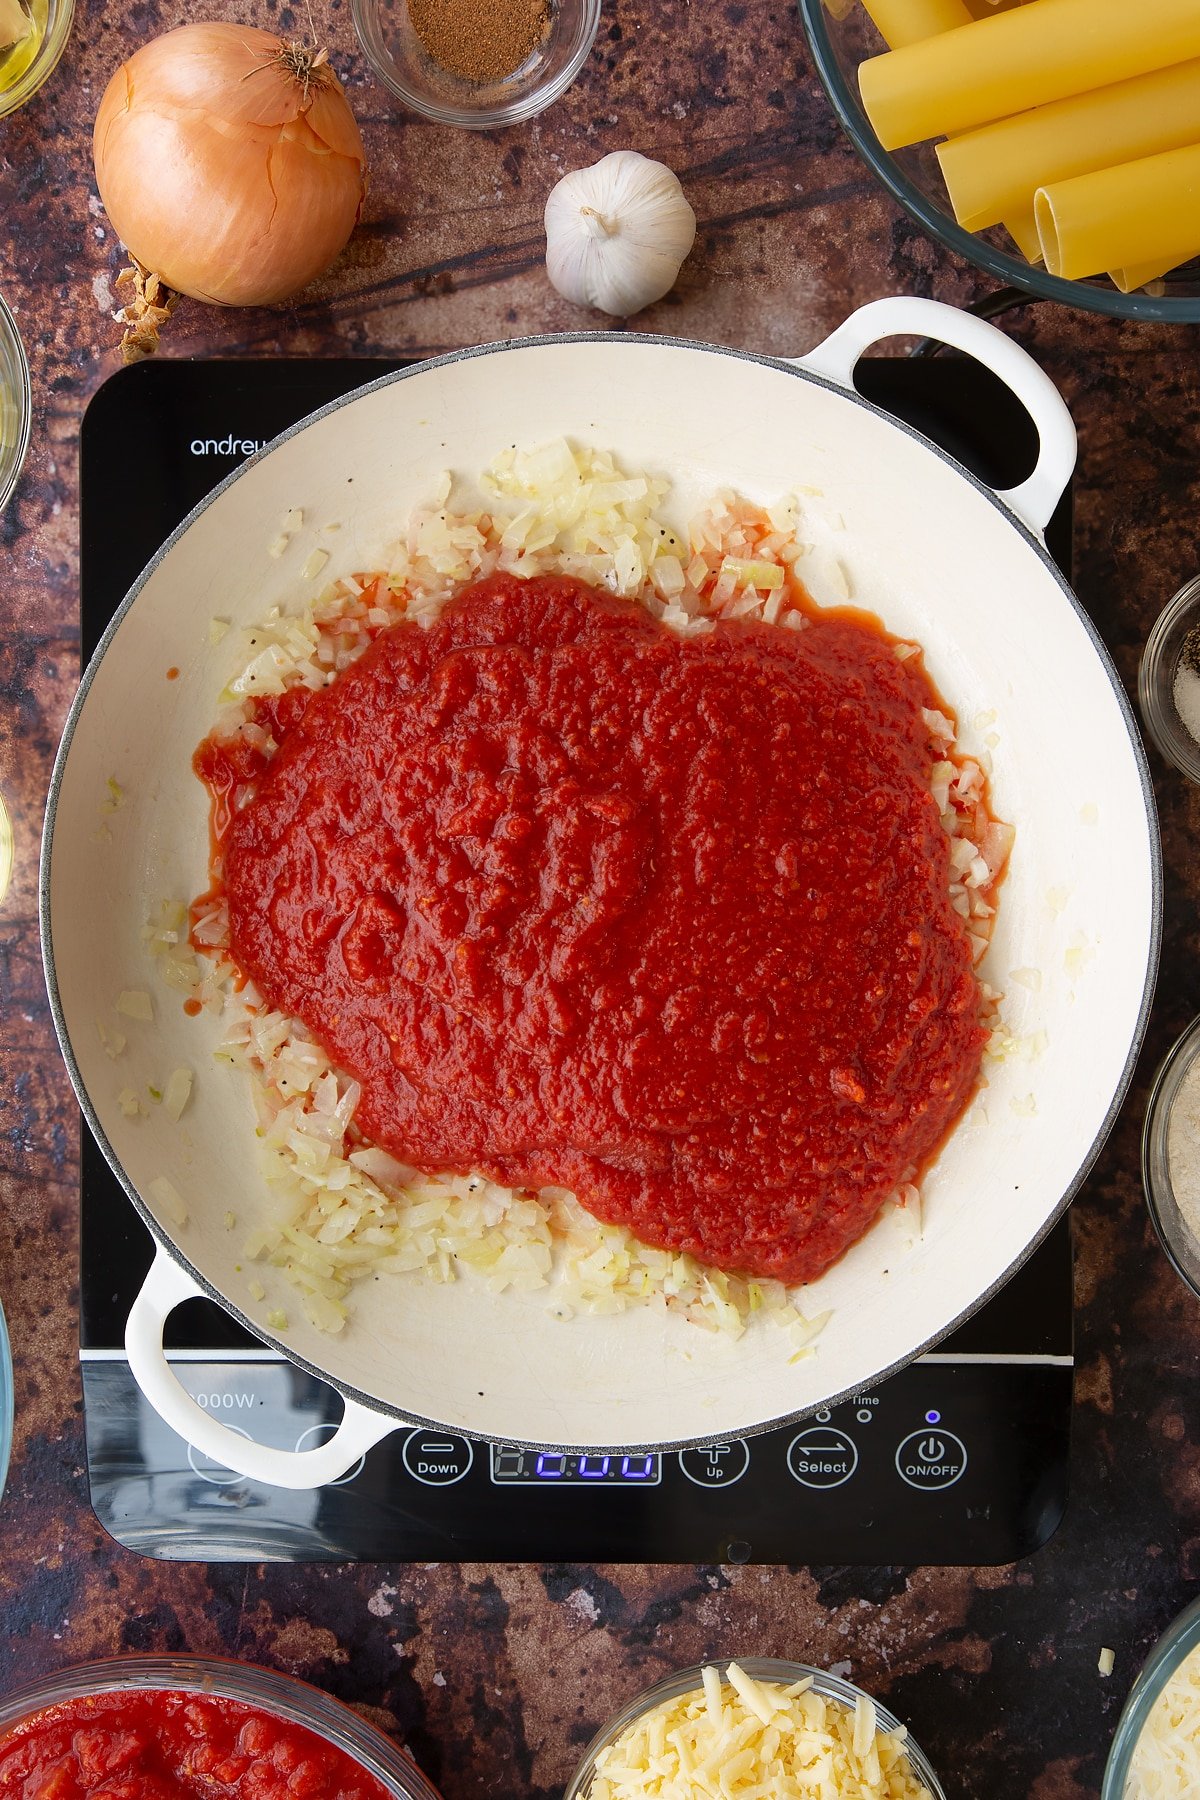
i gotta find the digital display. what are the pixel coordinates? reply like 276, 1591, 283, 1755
490, 1447, 662, 1486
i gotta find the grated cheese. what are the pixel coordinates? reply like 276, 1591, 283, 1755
1128, 1640, 1200, 1799
587, 1663, 933, 1799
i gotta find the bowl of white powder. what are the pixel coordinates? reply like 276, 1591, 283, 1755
1139, 576, 1200, 783
1142, 1016, 1200, 1300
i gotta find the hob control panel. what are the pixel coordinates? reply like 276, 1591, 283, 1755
81, 1344, 1069, 1565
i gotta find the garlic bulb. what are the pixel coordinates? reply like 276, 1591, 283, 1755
544, 151, 697, 317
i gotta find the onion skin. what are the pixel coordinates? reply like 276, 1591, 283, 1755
94, 23, 367, 308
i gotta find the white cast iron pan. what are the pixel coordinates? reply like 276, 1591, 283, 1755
43, 298, 1160, 1488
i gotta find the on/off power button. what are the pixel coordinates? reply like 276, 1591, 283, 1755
895, 1428, 968, 1491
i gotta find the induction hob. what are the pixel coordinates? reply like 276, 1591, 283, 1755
78, 353, 1075, 1565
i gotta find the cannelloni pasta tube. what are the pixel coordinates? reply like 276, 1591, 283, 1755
860, 0, 1200, 150
1035, 140, 1200, 279
937, 60, 1200, 231
860, 0, 971, 49
1003, 208, 1041, 262
1110, 253, 1198, 293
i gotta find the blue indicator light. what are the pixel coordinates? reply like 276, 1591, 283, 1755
536, 1453, 566, 1478
579, 1455, 610, 1479
925, 1409, 941, 1425
621, 1455, 654, 1480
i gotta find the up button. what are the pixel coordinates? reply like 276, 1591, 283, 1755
895, 1428, 967, 1491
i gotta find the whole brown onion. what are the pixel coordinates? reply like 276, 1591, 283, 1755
93, 22, 368, 308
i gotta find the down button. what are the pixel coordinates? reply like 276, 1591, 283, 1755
402, 1429, 475, 1486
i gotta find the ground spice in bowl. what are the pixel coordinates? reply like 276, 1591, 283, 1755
409, 0, 551, 83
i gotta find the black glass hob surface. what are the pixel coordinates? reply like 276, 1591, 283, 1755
78, 354, 1075, 1565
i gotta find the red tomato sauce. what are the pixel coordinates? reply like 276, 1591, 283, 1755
196, 572, 988, 1286
0, 1691, 397, 1800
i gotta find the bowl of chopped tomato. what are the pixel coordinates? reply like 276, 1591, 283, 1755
0, 1657, 443, 1800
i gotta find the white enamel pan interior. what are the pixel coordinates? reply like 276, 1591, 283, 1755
43, 298, 1159, 1488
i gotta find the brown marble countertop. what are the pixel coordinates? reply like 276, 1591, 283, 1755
3, 1, 1200, 1795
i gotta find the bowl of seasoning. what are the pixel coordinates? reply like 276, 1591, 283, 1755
0, 1657, 444, 1800
0, 0, 73, 118
1142, 1014, 1200, 1301
1139, 576, 1200, 783
0, 292, 30, 516
1102, 1597, 1200, 1798
351, 0, 600, 127
564, 1658, 945, 1800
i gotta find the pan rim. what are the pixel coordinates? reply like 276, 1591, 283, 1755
41, 331, 1162, 1452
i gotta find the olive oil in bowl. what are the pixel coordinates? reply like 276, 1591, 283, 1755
0, 0, 44, 92
0, 0, 71, 116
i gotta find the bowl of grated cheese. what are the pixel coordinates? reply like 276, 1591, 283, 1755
1102, 1599, 1200, 1800
563, 1658, 945, 1800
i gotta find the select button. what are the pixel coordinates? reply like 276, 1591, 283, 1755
402, 1429, 474, 1486
786, 1426, 858, 1489
895, 1429, 967, 1491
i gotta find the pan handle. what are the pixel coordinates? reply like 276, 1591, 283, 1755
796, 296, 1077, 537
125, 1246, 400, 1490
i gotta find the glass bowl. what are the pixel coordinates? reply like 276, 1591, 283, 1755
351, 0, 600, 128
795, 0, 1200, 322
0, 291, 30, 516
0, 1291, 11, 1505
0, 0, 74, 120
0, 1657, 443, 1800
563, 1659, 946, 1799
1141, 1014, 1200, 1302
1102, 1596, 1200, 1797
1139, 575, 1200, 783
